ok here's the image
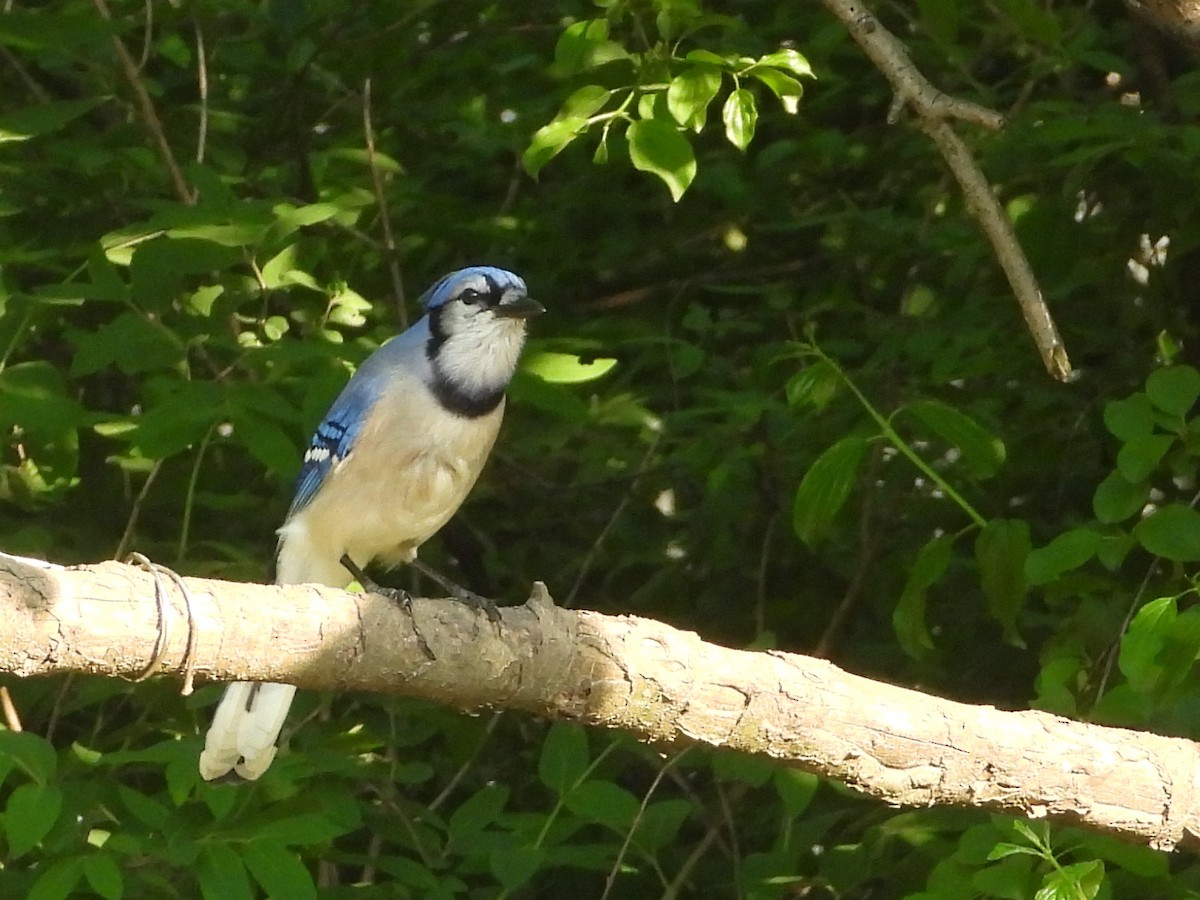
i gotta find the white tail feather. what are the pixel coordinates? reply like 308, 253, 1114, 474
199, 681, 297, 781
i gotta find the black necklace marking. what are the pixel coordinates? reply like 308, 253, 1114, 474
430, 373, 504, 419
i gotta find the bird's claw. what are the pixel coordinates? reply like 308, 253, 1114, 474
454, 588, 502, 624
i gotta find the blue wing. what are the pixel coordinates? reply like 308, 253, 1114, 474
285, 374, 380, 519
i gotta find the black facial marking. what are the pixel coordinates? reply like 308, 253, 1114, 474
426, 304, 449, 360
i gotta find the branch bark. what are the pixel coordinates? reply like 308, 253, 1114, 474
3, 552, 1198, 853
819, 0, 1073, 382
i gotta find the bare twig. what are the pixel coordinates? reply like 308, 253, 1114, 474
92, 0, 194, 204
193, 16, 209, 163
601, 749, 691, 900
113, 459, 164, 561
564, 431, 662, 609
813, 444, 882, 658
0, 686, 22, 732
819, 0, 1072, 381
362, 78, 408, 326
0, 45, 51, 103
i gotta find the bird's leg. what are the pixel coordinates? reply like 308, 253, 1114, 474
340, 554, 411, 609
340, 554, 434, 659
409, 558, 502, 624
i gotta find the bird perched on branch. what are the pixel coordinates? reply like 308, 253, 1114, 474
200, 266, 544, 781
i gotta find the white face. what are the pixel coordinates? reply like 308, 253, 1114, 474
426, 271, 542, 399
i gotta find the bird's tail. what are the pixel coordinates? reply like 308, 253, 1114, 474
199, 681, 297, 781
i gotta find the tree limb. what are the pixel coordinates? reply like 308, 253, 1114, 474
2, 551, 1198, 852
819, 0, 1073, 382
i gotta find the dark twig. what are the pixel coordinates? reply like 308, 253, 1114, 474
92, 0, 194, 204
813, 444, 882, 658
601, 749, 691, 900
1093, 487, 1200, 705
819, 0, 1072, 381
114, 460, 164, 561
362, 78, 407, 326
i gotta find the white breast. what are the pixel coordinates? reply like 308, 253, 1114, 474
275, 382, 505, 588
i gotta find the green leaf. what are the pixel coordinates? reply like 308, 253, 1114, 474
0, 362, 87, 434
633, 798, 693, 850
722, 88, 757, 150
972, 856, 1036, 899
792, 436, 868, 546
564, 780, 640, 830
906, 399, 1005, 478
0, 730, 57, 784
987, 841, 1043, 861
82, 854, 123, 900
0, 98, 99, 143
976, 519, 1030, 644
5, 783, 62, 857
118, 785, 170, 829
1145, 365, 1200, 417
756, 48, 815, 78
894, 533, 954, 658
253, 813, 350, 845
773, 769, 820, 817
1133, 503, 1200, 561
786, 360, 840, 411
626, 118, 697, 202
1116, 434, 1174, 483
523, 351, 617, 384
1035, 860, 1103, 900
1024, 528, 1101, 584
448, 783, 509, 845
553, 19, 627, 74
243, 841, 317, 900
69, 311, 183, 376
538, 723, 589, 793
1092, 470, 1148, 524
711, 749, 775, 787
668, 65, 722, 130
1103, 393, 1155, 441
560, 84, 612, 119
28, 858, 83, 900
523, 116, 588, 176
197, 845, 254, 900
1119, 596, 1174, 694
491, 843, 544, 891
748, 67, 804, 114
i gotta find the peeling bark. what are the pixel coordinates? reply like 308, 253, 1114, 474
1, 552, 1198, 852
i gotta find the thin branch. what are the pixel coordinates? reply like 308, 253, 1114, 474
0, 686, 22, 732
362, 78, 407, 326
92, 0, 194, 205
0, 45, 51, 103
113, 459, 164, 561
3, 552, 1200, 853
812, 444, 882, 658
819, 0, 1072, 382
192, 16, 209, 164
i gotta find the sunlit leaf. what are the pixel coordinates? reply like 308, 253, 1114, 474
793, 436, 868, 545
627, 118, 697, 201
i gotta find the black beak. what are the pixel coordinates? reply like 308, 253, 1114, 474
494, 296, 546, 319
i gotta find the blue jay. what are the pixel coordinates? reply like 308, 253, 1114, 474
199, 266, 543, 780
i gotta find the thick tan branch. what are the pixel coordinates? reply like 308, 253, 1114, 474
2, 552, 1197, 852
819, 0, 1072, 382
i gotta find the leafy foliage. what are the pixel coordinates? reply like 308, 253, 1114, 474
2, 0, 1200, 896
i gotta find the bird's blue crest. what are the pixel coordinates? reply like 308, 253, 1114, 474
420, 266, 527, 311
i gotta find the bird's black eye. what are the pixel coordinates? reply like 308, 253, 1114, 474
459, 287, 483, 305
